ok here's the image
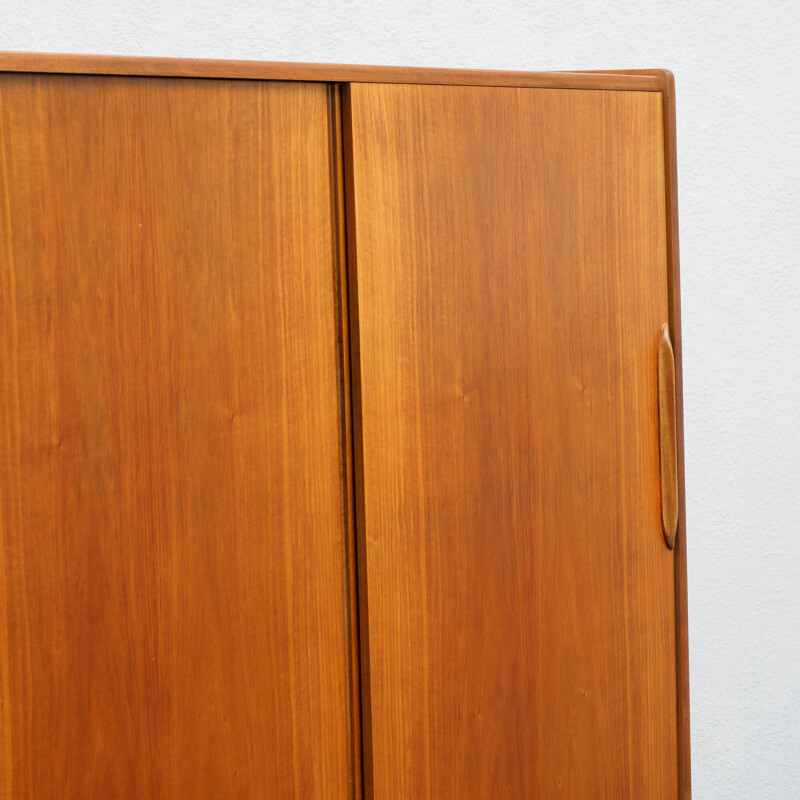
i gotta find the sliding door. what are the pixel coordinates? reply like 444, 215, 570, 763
0, 74, 353, 799
345, 82, 677, 799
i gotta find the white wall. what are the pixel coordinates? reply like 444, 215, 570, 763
2, 1, 798, 796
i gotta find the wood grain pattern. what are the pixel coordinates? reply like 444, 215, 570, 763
0, 51, 665, 92
0, 73, 354, 799
574, 68, 691, 797
658, 324, 678, 549
345, 82, 678, 799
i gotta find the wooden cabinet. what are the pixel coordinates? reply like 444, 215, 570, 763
0, 54, 689, 800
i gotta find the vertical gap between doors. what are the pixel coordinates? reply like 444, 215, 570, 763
328, 82, 371, 800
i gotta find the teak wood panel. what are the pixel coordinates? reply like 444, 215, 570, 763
345, 83, 678, 799
0, 74, 353, 798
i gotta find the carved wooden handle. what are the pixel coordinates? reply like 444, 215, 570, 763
657, 323, 678, 549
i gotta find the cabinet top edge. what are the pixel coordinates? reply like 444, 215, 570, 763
0, 52, 669, 92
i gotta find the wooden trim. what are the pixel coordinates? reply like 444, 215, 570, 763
0, 51, 665, 91
329, 84, 364, 800
659, 70, 692, 800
